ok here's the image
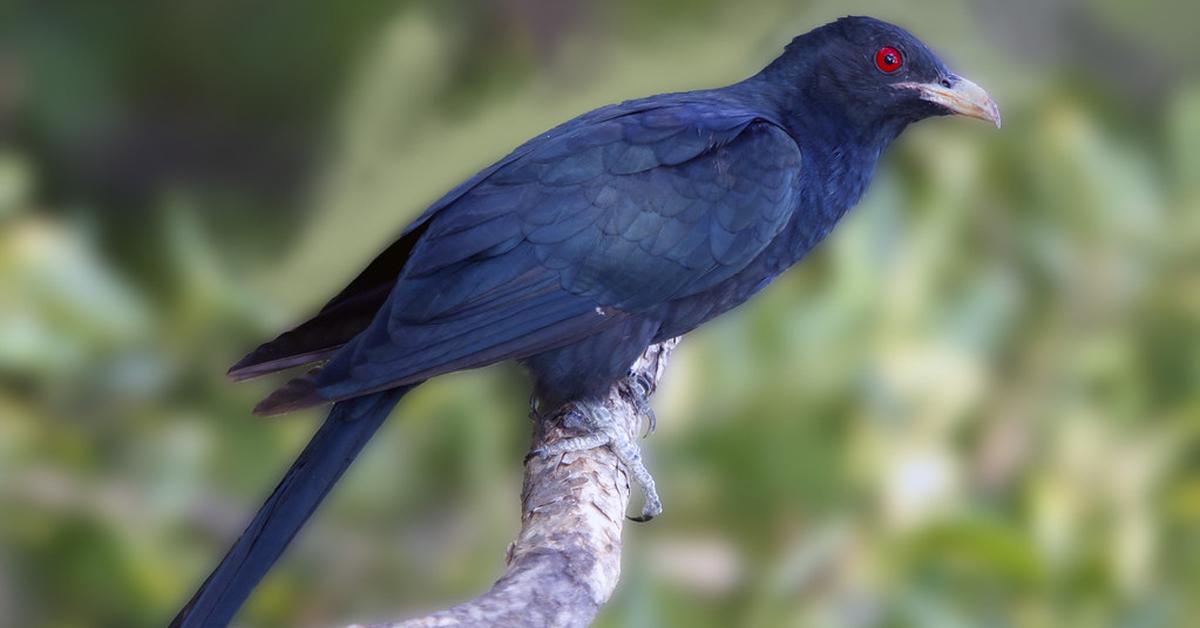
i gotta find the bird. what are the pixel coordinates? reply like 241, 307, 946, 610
170, 15, 999, 627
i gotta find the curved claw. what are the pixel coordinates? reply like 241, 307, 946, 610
527, 392, 540, 420
627, 497, 663, 523
625, 371, 658, 438
642, 407, 657, 438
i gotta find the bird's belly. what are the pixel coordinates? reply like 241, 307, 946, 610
522, 315, 662, 406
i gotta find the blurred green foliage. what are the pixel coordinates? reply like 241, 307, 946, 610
2, 1, 1199, 627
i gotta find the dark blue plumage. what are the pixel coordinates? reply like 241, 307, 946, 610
174, 16, 998, 626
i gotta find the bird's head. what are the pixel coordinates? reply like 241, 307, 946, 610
766, 16, 1000, 133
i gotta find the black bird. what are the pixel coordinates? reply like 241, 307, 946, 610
171, 16, 999, 627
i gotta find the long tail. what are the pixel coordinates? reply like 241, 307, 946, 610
170, 386, 411, 627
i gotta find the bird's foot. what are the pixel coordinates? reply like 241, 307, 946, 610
526, 401, 662, 522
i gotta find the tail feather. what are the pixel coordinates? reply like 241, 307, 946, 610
170, 387, 412, 628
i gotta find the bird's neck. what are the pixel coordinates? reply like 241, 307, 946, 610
742, 71, 905, 206
730, 72, 908, 263
788, 99, 904, 258
794, 109, 901, 210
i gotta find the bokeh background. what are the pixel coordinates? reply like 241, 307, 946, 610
3, 0, 1199, 626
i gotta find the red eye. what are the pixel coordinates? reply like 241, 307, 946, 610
874, 46, 903, 73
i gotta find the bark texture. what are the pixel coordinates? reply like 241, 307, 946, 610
354, 339, 678, 628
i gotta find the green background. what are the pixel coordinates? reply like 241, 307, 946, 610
2, 0, 1199, 626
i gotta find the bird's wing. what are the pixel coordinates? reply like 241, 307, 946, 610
256, 101, 802, 412
229, 99, 698, 380
227, 100, 674, 380
408, 104, 802, 310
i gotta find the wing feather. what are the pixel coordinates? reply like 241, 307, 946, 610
255, 98, 802, 410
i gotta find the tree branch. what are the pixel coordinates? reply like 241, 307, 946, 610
355, 338, 679, 628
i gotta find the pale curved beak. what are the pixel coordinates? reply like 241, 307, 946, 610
898, 75, 1001, 128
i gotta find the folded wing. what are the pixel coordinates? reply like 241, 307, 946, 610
250, 99, 803, 413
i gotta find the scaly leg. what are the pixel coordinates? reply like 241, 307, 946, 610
527, 391, 662, 522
